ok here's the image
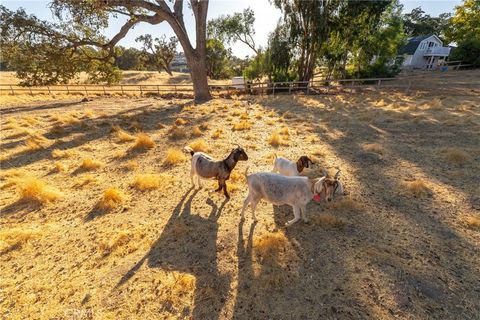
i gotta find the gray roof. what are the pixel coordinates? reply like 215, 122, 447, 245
398, 35, 431, 55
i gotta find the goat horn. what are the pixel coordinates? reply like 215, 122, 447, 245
334, 170, 341, 179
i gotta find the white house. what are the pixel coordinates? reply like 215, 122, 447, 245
399, 35, 451, 70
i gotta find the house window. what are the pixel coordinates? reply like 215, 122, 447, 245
428, 42, 435, 47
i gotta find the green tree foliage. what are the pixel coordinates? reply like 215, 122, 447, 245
1, 1, 212, 101
136, 34, 178, 75
0, 5, 121, 85
206, 39, 232, 80
349, 0, 406, 78
450, 38, 480, 66
403, 7, 451, 39
114, 47, 146, 70
319, 1, 400, 79
207, 8, 257, 55
243, 50, 269, 81
272, 0, 332, 82
446, 0, 480, 66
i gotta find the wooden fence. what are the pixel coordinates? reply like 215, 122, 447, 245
1, 73, 478, 97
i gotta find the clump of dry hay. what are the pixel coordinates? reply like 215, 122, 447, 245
232, 120, 253, 131
362, 143, 384, 155
73, 174, 98, 188
327, 197, 362, 211
192, 126, 203, 137
211, 128, 223, 139
99, 230, 141, 257
15, 177, 62, 204
132, 174, 173, 190
313, 214, 345, 227
52, 162, 66, 173
24, 138, 44, 151
23, 116, 39, 126
80, 158, 103, 170
115, 129, 136, 142
466, 216, 480, 229
164, 148, 186, 166
253, 232, 290, 260
175, 118, 188, 126
268, 132, 289, 147
51, 148, 77, 159
188, 139, 208, 152
252, 232, 297, 287
133, 133, 155, 149
445, 148, 470, 164
169, 125, 187, 140
98, 188, 126, 210
84, 109, 95, 118
124, 160, 139, 170
426, 98, 443, 110
0, 225, 44, 253
375, 99, 386, 107
404, 179, 431, 197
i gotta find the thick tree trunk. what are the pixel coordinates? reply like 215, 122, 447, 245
185, 52, 212, 102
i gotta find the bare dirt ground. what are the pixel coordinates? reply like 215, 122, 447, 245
1, 71, 479, 319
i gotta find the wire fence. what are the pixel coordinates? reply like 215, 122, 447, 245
1, 68, 478, 97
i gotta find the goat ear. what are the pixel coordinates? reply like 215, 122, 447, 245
302, 157, 309, 168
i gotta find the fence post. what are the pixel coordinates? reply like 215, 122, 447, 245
47, 86, 51, 95
10, 85, 14, 95
29, 87, 33, 95
273, 83, 276, 95
174, 85, 177, 95
103, 86, 106, 95
406, 79, 412, 94
84, 86, 88, 97
288, 83, 292, 94
140, 86, 143, 96
157, 85, 160, 94
66, 85, 69, 94
121, 85, 124, 95
377, 79, 382, 88
307, 82, 310, 95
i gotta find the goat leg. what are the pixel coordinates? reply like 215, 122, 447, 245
214, 180, 222, 192
222, 181, 230, 199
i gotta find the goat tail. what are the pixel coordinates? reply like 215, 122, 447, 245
183, 146, 194, 156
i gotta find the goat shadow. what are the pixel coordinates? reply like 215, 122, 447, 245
116, 187, 230, 319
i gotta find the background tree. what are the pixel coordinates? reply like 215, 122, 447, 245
114, 47, 146, 70
272, 0, 333, 82
403, 7, 451, 39
207, 8, 258, 55
136, 34, 178, 75
0, 0, 212, 101
446, 0, 480, 66
205, 38, 232, 79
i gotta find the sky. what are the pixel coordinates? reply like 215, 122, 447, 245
2, 0, 463, 58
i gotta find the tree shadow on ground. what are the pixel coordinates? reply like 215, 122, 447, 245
0, 100, 83, 116
255, 92, 480, 318
0, 100, 210, 170
115, 187, 230, 319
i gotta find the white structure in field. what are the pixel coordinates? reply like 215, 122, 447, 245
231, 76, 245, 89
399, 35, 451, 70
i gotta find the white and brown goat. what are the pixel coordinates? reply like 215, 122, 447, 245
184, 145, 248, 199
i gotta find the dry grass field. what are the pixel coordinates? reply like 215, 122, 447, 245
1, 71, 479, 319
